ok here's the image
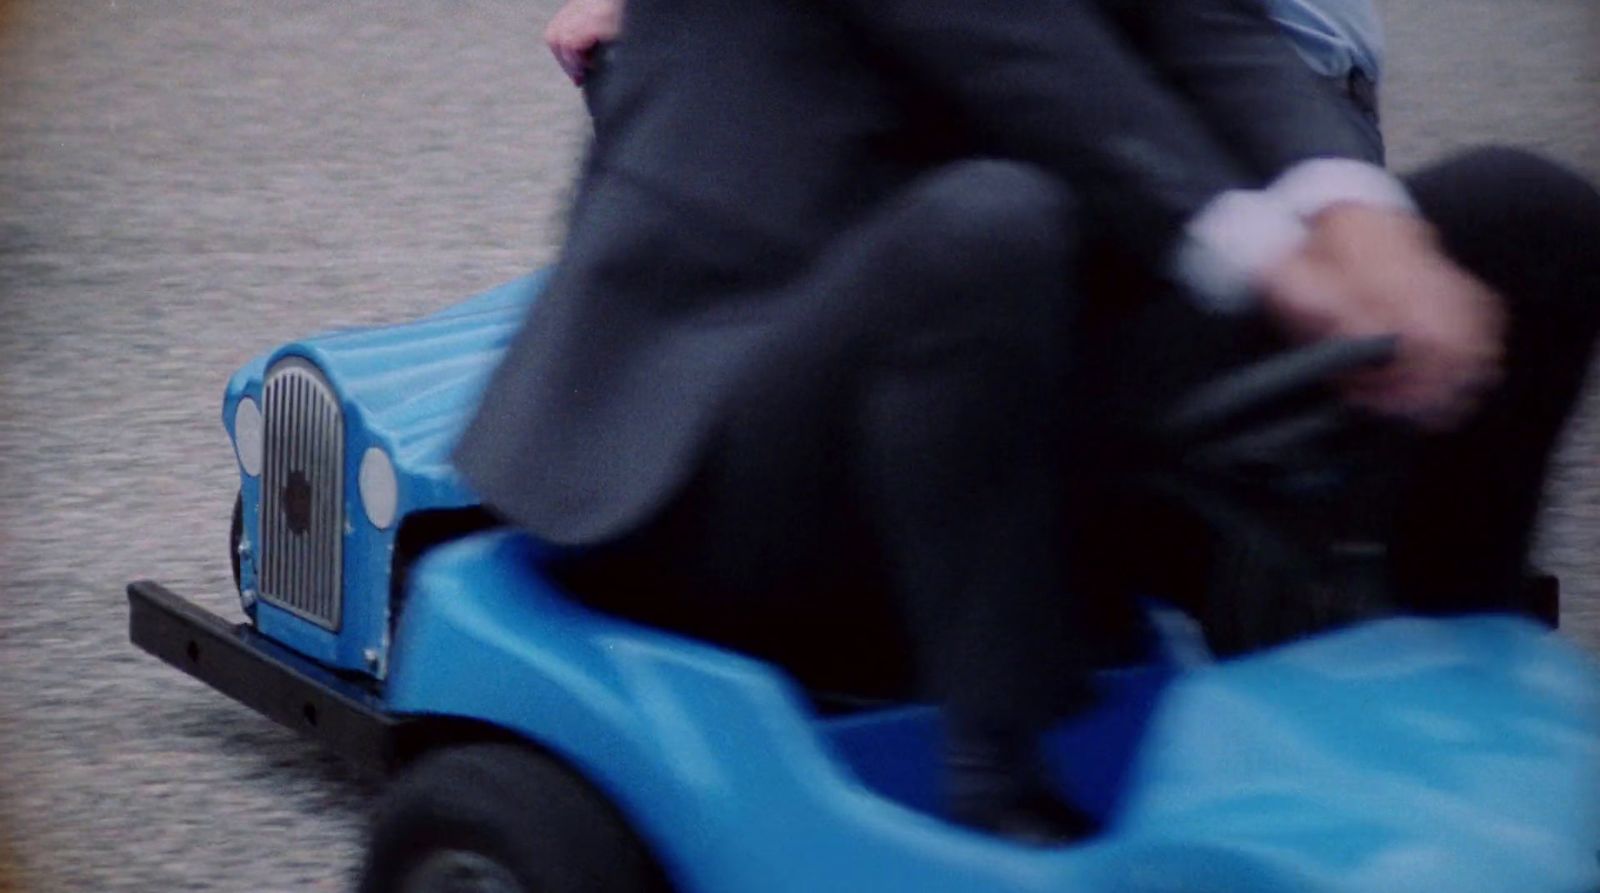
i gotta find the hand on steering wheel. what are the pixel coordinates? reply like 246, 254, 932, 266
1257, 205, 1505, 432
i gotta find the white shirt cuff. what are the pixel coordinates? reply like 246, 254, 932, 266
1172, 158, 1417, 314
1268, 157, 1416, 220
1172, 189, 1306, 315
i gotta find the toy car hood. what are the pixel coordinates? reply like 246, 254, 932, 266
221, 269, 549, 509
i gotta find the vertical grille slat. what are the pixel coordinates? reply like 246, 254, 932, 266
324, 399, 340, 619
286, 376, 298, 608
311, 397, 323, 621
291, 375, 304, 608
257, 358, 344, 630
276, 375, 286, 596
315, 398, 333, 622
327, 400, 341, 616
282, 376, 293, 607
264, 373, 282, 597
259, 375, 273, 594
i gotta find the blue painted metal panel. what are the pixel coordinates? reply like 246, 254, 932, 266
821, 668, 1171, 822
1112, 614, 1600, 893
222, 271, 548, 672
385, 531, 1600, 893
384, 531, 1114, 893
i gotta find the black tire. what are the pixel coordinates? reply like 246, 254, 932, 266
360, 743, 669, 893
230, 491, 243, 593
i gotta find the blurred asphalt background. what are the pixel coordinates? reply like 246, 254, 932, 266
0, 1, 1595, 890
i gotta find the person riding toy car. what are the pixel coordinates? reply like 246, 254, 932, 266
128, 270, 1600, 892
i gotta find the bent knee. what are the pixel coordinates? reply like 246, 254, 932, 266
899, 159, 1080, 262
912, 159, 1078, 221
1412, 146, 1600, 317
1420, 146, 1600, 241
861, 161, 1081, 358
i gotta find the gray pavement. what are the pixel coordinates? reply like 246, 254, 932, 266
0, 1, 1596, 890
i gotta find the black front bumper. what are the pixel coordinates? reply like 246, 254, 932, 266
127, 581, 397, 770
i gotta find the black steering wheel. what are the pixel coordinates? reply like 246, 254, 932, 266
1137, 335, 1410, 655
1161, 335, 1398, 445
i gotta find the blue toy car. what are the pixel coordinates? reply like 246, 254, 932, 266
128, 272, 1600, 892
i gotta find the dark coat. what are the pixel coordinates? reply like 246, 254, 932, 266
454, 0, 1376, 545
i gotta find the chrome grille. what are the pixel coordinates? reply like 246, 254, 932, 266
258, 357, 344, 630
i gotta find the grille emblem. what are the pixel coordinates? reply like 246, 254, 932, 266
282, 470, 313, 536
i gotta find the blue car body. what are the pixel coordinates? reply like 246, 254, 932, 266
386, 532, 1600, 892
222, 270, 549, 675
182, 273, 1600, 891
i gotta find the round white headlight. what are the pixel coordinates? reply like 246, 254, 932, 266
358, 446, 398, 530
233, 398, 263, 477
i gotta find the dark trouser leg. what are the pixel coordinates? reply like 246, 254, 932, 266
748, 160, 1087, 728
825, 164, 1090, 835
555, 161, 1089, 830
842, 169, 1086, 740
1393, 148, 1600, 613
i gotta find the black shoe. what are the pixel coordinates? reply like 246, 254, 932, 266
953, 785, 1102, 845
946, 734, 1102, 845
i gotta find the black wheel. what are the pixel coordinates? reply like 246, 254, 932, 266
360, 743, 669, 893
230, 491, 243, 593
